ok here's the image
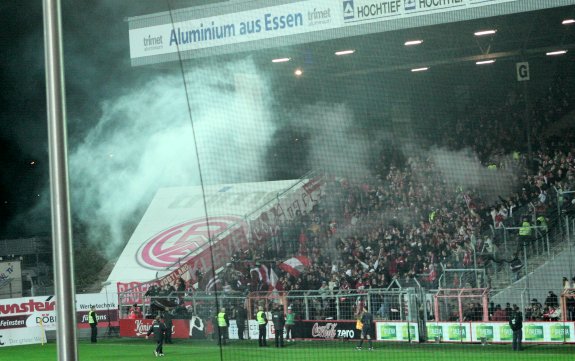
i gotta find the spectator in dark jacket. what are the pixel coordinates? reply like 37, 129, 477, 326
509, 305, 523, 351
146, 315, 167, 357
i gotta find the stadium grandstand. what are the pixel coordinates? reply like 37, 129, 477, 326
2, 0, 575, 360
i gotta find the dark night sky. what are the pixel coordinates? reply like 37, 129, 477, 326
0, 1, 188, 239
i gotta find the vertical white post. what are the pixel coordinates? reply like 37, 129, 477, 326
43, 0, 78, 360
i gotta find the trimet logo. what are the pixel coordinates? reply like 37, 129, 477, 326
343, 1, 354, 20
136, 216, 244, 269
143, 35, 163, 52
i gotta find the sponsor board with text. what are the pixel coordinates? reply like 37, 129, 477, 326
119, 319, 190, 338
130, 0, 520, 59
0, 327, 45, 347
375, 322, 419, 342
443, 322, 575, 343
0, 294, 119, 331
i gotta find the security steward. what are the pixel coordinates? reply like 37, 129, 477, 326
518, 218, 532, 244
257, 306, 268, 347
88, 306, 98, 343
217, 307, 229, 345
271, 304, 285, 347
146, 315, 167, 357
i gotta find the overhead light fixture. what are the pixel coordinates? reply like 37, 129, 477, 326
474, 29, 497, 36
476, 59, 495, 65
562, 19, 575, 25
294, 68, 303, 76
335, 49, 355, 56
272, 57, 291, 63
546, 50, 567, 56
411, 67, 429, 72
405, 40, 423, 46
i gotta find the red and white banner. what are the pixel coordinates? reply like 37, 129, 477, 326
119, 318, 190, 338
279, 256, 311, 277
108, 178, 327, 297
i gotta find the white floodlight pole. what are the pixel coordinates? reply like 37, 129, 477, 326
43, 0, 79, 360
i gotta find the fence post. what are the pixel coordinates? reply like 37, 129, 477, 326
336, 295, 340, 320
304, 294, 309, 320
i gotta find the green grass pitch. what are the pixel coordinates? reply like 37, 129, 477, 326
2, 339, 574, 361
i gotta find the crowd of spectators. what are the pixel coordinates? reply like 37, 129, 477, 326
142, 75, 575, 323
203, 74, 575, 304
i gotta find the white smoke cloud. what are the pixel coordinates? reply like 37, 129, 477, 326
428, 147, 518, 203
289, 102, 375, 178
68, 58, 274, 255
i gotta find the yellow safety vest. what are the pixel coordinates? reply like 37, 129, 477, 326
257, 311, 266, 325
217, 312, 227, 327
537, 216, 547, 232
519, 221, 532, 236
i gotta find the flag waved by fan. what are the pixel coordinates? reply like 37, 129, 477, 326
279, 256, 311, 277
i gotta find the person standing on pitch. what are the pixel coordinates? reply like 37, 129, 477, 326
257, 305, 268, 347
285, 305, 295, 342
88, 306, 98, 343
146, 315, 167, 357
355, 307, 374, 351
163, 307, 174, 344
509, 304, 523, 351
234, 304, 247, 340
271, 304, 285, 347
217, 307, 229, 346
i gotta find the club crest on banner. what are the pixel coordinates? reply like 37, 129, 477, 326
137, 216, 245, 269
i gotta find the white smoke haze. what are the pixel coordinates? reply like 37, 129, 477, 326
289, 102, 374, 179
428, 147, 518, 203
68, 58, 274, 256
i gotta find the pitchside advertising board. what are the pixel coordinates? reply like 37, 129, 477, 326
129, 0, 521, 60
106, 178, 325, 299
427, 322, 575, 343
0, 327, 45, 348
375, 322, 419, 342
0, 293, 119, 332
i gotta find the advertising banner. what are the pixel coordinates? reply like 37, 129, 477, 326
426, 322, 471, 342
76, 293, 119, 329
0, 293, 119, 331
376, 322, 419, 342
119, 319, 190, 338
187, 319, 270, 340
430, 322, 575, 343
0, 326, 45, 348
295, 320, 361, 340
129, 0, 519, 60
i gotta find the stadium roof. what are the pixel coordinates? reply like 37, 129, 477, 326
126, 0, 575, 71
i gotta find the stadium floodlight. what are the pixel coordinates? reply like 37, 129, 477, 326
546, 50, 567, 56
562, 19, 575, 25
411, 67, 429, 72
404, 40, 423, 46
272, 57, 291, 63
335, 49, 355, 56
474, 29, 497, 36
294, 68, 303, 76
476, 59, 495, 65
